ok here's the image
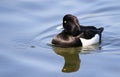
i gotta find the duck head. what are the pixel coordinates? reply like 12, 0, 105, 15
63, 14, 80, 36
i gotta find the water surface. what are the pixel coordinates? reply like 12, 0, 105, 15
0, 0, 120, 77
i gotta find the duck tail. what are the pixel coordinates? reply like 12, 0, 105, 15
98, 27, 104, 33
98, 27, 104, 43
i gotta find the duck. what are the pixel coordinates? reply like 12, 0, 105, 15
52, 14, 104, 47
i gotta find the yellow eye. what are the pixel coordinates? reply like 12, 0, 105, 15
63, 68, 66, 71
64, 20, 67, 23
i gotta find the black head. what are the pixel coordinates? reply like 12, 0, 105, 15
63, 14, 80, 36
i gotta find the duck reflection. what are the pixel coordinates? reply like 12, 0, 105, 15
52, 47, 81, 73
51, 44, 101, 73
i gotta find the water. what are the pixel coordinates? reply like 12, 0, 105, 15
0, 0, 120, 77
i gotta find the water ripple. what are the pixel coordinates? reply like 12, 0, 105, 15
32, 14, 120, 53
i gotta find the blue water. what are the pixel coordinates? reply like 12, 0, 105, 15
0, 0, 120, 77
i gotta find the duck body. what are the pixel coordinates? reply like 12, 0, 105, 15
78, 26, 104, 46
52, 27, 104, 47
52, 14, 104, 47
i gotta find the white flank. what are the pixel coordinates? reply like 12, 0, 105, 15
80, 34, 99, 46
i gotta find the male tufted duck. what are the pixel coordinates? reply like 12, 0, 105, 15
52, 14, 104, 47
